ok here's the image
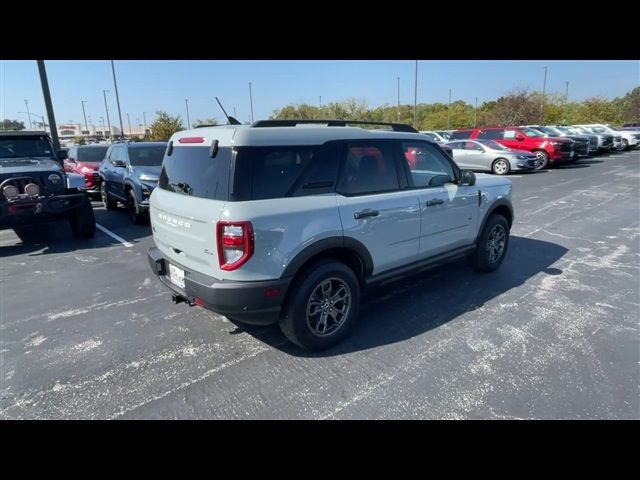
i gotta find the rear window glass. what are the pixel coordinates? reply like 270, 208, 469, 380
232, 145, 338, 201
129, 146, 166, 166
159, 146, 231, 200
477, 129, 504, 139
77, 146, 108, 162
450, 130, 473, 140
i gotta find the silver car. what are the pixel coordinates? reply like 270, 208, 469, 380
448, 139, 539, 175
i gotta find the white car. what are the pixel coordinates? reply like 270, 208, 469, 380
578, 124, 639, 150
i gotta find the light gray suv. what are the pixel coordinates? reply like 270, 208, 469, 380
147, 120, 514, 350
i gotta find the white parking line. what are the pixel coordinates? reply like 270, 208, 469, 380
521, 196, 538, 202
96, 224, 134, 248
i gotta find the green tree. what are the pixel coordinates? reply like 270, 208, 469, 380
150, 111, 184, 140
74, 136, 86, 145
576, 97, 620, 124
192, 118, 219, 127
1, 119, 25, 130
620, 87, 640, 124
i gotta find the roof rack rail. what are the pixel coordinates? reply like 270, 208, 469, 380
251, 119, 418, 133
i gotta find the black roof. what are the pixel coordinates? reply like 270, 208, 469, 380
0, 130, 48, 136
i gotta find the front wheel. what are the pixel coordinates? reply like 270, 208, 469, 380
279, 261, 360, 350
492, 158, 511, 175
469, 214, 509, 272
533, 150, 549, 170
129, 189, 147, 225
69, 195, 96, 239
101, 182, 117, 210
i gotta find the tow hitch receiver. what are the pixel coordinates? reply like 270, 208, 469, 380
172, 293, 195, 307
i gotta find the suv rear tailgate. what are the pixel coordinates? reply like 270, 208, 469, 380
150, 188, 225, 277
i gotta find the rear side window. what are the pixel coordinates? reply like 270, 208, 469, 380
159, 146, 231, 200
450, 130, 473, 140
77, 147, 108, 162
338, 142, 400, 196
477, 129, 504, 140
128, 146, 166, 166
232, 145, 340, 201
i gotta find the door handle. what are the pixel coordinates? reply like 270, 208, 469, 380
425, 198, 444, 207
354, 209, 379, 220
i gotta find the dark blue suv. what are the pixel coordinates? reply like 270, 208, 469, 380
99, 141, 167, 224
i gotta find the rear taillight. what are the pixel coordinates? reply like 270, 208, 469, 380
216, 221, 254, 271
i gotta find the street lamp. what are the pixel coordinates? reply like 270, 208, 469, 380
184, 99, 191, 129
19, 111, 47, 132
81, 100, 89, 138
110, 60, 125, 139
103, 90, 112, 140
248, 82, 254, 123
24, 99, 32, 129
541, 65, 548, 123
142, 112, 148, 137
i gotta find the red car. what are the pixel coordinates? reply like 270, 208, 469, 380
63, 145, 109, 197
450, 127, 574, 169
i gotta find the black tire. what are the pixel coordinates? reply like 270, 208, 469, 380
279, 261, 360, 350
469, 214, 509, 272
491, 158, 511, 175
101, 182, 117, 210
128, 189, 147, 225
69, 195, 96, 239
533, 150, 549, 170
622, 139, 629, 151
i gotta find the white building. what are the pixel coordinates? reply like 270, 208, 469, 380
56, 123, 149, 143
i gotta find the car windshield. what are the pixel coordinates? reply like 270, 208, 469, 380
538, 126, 563, 136
476, 139, 508, 150
556, 127, 576, 134
77, 146, 108, 162
0, 136, 53, 159
435, 131, 452, 140
128, 146, 166, 166
520, 127, 546, 138
421, 132, 440, 142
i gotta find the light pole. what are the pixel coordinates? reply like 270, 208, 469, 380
100, 116, 105, 136
413, 60, 418, 129
541, 65, 548, 123
103, 90, 112, 140
24, 99, 32, 129
126, 113, 132, 137
564, 81, 569, 105
81, 100, 89, 137
19, 111, 47, 132
110, 60, 125, 139
142, 112, 147, 136
37, 61, 60, 150
319, 96, 322, 108
184, 99, 191, 129
397, 76, 400, 122
249, 82, 254, 123
447, 88, 452, 130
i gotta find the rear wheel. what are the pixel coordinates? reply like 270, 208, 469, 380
279, 261, 360, 350
533, 150, 549, 170
491, 158, 511, 175
69, 195, 96, 239
101, 182, 117, 210
622, 139, 629, 151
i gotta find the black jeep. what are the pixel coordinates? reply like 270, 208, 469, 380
0, 131, 95, 238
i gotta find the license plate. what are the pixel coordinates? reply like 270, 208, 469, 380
168, 263, 185, 289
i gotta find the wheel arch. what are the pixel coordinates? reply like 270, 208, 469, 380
475, 200, 513, 243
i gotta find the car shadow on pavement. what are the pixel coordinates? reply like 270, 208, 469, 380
236, 236, 569, 356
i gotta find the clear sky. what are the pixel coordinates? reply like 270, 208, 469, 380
1, 60, 638, 128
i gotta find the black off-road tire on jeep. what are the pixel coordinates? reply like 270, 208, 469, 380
69, 195, 96, 239
279, 261, 360, 350
469, 214, 509, 272
101, 182, 117, 210
129, 189, 148, 225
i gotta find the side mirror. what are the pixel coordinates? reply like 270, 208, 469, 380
57, 149, 68, 161
516, 134, 526, 141
459, 170, 476, 186
111, 159, 126, 167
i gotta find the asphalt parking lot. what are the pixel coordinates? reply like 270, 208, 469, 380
1, 150, 639, 419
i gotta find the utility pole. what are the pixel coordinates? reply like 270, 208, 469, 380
413, 60, 418, 129
249, 82, 254, 123
126, 113, 132, 136
184, 98, 191, 129
100, 116, 105, 136
447, 88, 452, 130
103, 89, 112, 140
397, 76, 400, 122
474, 97, 478, 127
110, 60, 125, 139
564, 81, 569, 105
41, 115, 46, 133
541, 65, 548, 123
319, 96, 322, 108
81, 100, 88, 137
142, 112, 147, 136
24, 99, 32, 129
37, 61, 60, 150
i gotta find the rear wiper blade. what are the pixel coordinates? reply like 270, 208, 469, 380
169, 181, 192, 195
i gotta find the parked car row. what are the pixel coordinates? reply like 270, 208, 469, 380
419, 123, 639, 175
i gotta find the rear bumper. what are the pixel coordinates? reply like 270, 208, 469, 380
147, 247, 290, 325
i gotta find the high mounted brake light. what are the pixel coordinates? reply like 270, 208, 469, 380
178, 137, 205, 144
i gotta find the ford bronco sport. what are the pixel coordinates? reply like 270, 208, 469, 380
148, 120, 514, 350
0, 131, 96, 239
